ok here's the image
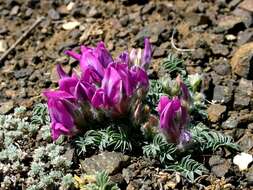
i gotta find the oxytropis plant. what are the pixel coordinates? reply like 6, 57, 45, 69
44, 38, 238, 183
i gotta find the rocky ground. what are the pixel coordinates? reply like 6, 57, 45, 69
0, 0, 253, 189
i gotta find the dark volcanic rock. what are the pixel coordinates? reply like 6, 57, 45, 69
234, 78, 253, 110
213, 85, 233, 104
209, 155, 231, 177
48, 9, 60, 20
135, 22, 166, 44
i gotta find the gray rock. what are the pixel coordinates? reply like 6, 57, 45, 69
234, 78, 253, 110
216, 15, 246, 32
233, 8, 253, 28
0, 101, 14, 114
213, 61, 231, 76
237, 130, 253, 153
213, 85, 233, 104
10, 5, 19, 16
246, 165, 253, 186
136, 22, 166, 44
209, 155, 231, 177
141, 2, 155, 15
153, 48, 165, 58
80, 151, 130, 175
48, 9, 60, 20
14, 68, 34, 79
237, 29, 253, 46
222, 114, 239, 129
211, 44, 229, 56
192, 48, 206, 60
88, 7, 101, 18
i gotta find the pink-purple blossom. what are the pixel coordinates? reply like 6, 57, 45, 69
157, 96, 191, 144
44, 39, 151, 140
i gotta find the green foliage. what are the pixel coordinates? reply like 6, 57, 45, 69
75, 171, 119, 190
31, 103, 50, 125
161, 53, 185, 76
191, 123, 239, 151
147, 79, 166, 111
76, 127, 132, 155
166, 155, 208, 183
143, 134, 177, 163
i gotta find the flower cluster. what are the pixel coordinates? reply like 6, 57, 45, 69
44, 39, 151, 140
157, 77, 191, 145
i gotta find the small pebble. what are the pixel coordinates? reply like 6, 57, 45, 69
62, 21, 80, 30
0, 40, 8, 53
233, 152, 253, 171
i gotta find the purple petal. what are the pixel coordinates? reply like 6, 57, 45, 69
141, 38, 152, 70
157, 96, 171, 114
64, 50, 81, 60
57, 64, 69, 78
51, 122, 71, 141
80, 47, 105, 80
102, 66, 123, 106
91, 89, 104, 108
130, 67, 149, 89
118, 51, 129, 65
95, 41, 113, 68
75, 81, 95, 101
58, 76, 79, 95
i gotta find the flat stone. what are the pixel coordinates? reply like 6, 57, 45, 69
213, 85, 233, 104
222, 114, 239, 129
217, 15, 246, 32
0, 101, 14, 114
10, 5, 19, 16
135, 22, 166, 44
207, 104, 227, 123
211, 44, 229, 56
239, 0, 253, 12
234, 78, 253, 110
237, 29, 253, 46
48, 9, 60, 20
237, 130, 253, 153
80, 151, 130, 175
230, 42, 253, 78
209, 155, 231, 177
246, 165, 253, 185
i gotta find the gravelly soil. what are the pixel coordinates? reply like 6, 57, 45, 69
0, 0, 253, 189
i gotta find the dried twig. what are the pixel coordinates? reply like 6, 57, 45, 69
171, 28, 195, 52
0, 17, 45, 64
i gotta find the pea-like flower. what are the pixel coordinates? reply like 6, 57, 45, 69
43, 90, 78, 140
157, 96, 191, 144
65, 42, 113, 83
91, 62, 149, 117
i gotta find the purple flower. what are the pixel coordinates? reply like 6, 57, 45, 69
157, 96, 190, 144
141, 38, 152, 70
92, 63, 149, 116
129, 37, 152, 70
43, 90, 78, 140
65, 42, 113, 83
57, 64, 96, 102
176, 76, 191, 104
